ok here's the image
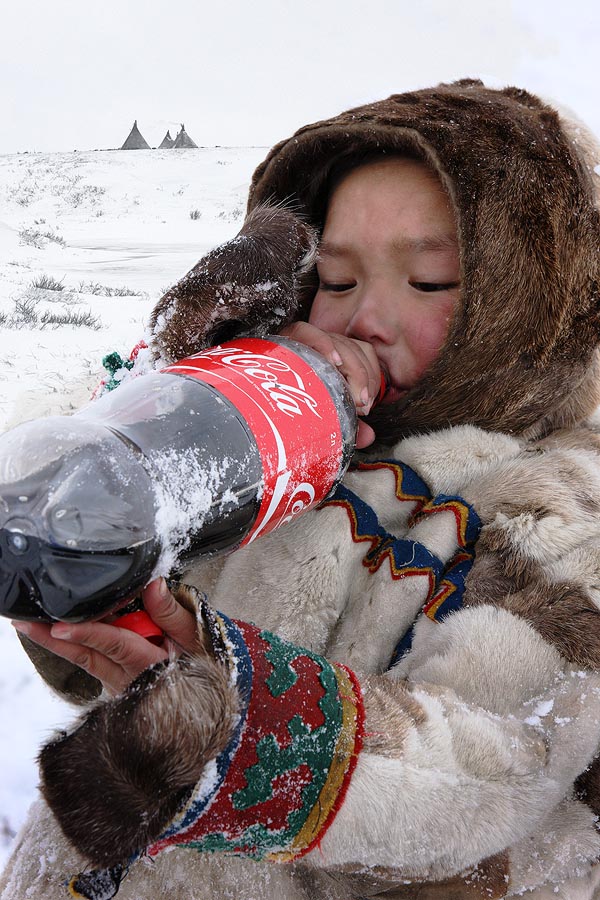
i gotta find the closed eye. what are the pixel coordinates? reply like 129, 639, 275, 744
410, 281, 460, 293
319, 282, 355, 293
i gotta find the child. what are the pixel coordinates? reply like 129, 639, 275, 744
5, 79, 600, 900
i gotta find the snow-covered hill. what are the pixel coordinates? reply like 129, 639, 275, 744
0, 145, 266, 865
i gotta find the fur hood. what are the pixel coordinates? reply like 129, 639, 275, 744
247, 80, 600, 441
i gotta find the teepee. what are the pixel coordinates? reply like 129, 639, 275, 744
173, 124, 198, 149
121, 120, 151, 150
158, 130, 175, 149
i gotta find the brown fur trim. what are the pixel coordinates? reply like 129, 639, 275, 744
168, 580, 216, 656
575, 755, 600, 817
247, 80, 600, 441
466, 575, 600, 669
169, 580, 203, 615
324, 852, 510, 899
362, 674, 427, 757
509, 580, 600, 669
464, 554, 525, 606
149, 203, 317, 363
38, 654, 239, 867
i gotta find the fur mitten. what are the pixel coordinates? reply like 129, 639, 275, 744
149, 204, 318, 364
37, 602, 363, 898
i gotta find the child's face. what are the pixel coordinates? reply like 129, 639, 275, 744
309, 158, 460, 404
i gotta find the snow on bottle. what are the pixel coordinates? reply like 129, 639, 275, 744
0, 337, 357, 624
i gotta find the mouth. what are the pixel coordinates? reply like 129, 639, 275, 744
374, 365, 410, 406
379, 385, 409, 405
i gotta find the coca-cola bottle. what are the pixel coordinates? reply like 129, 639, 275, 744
0, 337, 357, 625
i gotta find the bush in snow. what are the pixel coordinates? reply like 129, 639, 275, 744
40, 309, 101, 329
30, 274, 65, 291
18, 227, 66, 249
77, 280, 145, 297
2, 294, 101, 330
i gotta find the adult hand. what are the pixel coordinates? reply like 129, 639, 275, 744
12, 578, 202, 696
281, 321, 380, 448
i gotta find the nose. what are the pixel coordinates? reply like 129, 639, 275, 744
345, 281, 400, 346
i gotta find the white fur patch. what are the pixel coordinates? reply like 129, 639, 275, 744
391, 425, 522, 496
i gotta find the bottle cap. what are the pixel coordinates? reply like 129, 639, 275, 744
113, 610, 164, 645
376, 368, 390, 405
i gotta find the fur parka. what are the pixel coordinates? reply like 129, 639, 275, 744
4, 80, 600, 900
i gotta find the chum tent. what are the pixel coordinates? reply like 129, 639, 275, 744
158, 130, 175, 149
121, 121, 151, 150
173, 124, 198, 148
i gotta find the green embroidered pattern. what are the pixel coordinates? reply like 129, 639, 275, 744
101, 351, 135, 393
264, 630, 302, 696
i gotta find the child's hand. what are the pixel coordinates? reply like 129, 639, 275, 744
281, 322, 380, 448
12, 578, 202, 696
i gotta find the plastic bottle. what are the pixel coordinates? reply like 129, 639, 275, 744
0, 337, 357, 625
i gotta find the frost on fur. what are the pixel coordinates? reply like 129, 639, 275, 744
38, 655, 238, 868
149, 203, 318, 364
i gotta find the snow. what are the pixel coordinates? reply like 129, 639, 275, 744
524, 698, 555, 727
0, 145, 265, 866
150, 447, 235, 577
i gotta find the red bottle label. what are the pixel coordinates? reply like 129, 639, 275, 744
163, 339, 345, 544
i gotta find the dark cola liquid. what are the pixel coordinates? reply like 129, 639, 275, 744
0, 338, 355, 624
82, 373, 264, 560
0, 378, 262, 623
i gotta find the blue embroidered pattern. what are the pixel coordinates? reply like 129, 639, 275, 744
322, 460, 482, 669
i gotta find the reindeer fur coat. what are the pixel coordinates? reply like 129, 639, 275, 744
4, 81, 600, 900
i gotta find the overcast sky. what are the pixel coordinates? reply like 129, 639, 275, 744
2, 0, 600, 155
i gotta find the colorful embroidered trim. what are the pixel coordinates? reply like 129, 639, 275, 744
409, 493, 481, 547
424, 548, 477, 621
148, 610, 364, 862
389, 548, 476, 668
324, 460, 482, 671
324, 483, 446, 587
352, 459, 431, 511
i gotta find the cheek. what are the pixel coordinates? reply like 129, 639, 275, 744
308, 291, 350, 332
408, 300, 455, 376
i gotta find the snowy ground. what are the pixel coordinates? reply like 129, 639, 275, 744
0, 145, 266, 866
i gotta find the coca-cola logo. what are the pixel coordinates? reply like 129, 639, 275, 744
196, 346, 323, 419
